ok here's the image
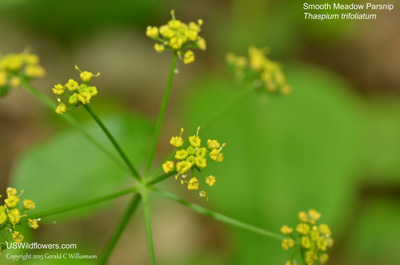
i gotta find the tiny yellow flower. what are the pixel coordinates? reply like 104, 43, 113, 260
23, 199, 36, 210
199, 190, 207, 198
196, 147, 207, 157
207, 139, 220, 150
80, 71, 93, 83
188, 134, 201, 147
5, 196, 20, 208
55, 101, 67, 115
175, 149, 189, 160
8, 208, 22, 226
209, 149, 224, 162
280, 225, 293, 235
197, 38, 207, 51
65, 79, 79, 91
26, 54, 39, 65
0, 212, 7, 225
301, 236, 311, 249
317, 237, 329, 251
188, 177, 199, 190
308, 209, 321, 223
146, 26, 159, 38
281, 238, 295, 250
296, 223, 310, 235
310, 226, 320, 241
319, 253, 329, 264
184, 50, 195, 64
319, 224, 332, 237
170, 136, 184, 148
298, 211, 309, 222
52, 84, 65, 95
205, 175, 216, 187
12, 231, 24, 243
194, 156, 207, 168
28, 219, 40, 229
176, 161, 192, 174
154, 43, 165, 53
162, 161, 175, 174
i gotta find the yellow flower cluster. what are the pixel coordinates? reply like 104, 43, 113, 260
52, 65, 100, 114
226, 46, 291, 95
162, 127, 225, 198
0, 187, 40, 254
281, 209, 333, 265
146, 10, 206, 64
0, 50, 45, 97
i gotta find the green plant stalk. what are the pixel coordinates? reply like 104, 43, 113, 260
99, 194, 142, 265
146, 170, 177, 186
20, 78, 128, 173
82, 104, 141, 180
154, 189, 285, 241
142, 193, 157, 265
26, 187, 138, 220
145, 52, 178, 175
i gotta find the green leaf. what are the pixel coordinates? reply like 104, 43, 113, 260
11, 114, 151, 221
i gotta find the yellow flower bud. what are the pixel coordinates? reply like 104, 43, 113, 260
26, 54, 39, 65
162, 161, 175, 174
206, 175, 216, 187
319, 224, 332, 236
65, 79, 79, 91
28, 219, 40, 229
154, 43, 165, 53
175, 149, 189, 160
159, 25, 175, 38
301, 236, 311, 249
194, 156, 207, 168
52, 84, 65, 95
298, 211, 309, 222
183, 50, 195, 64
176, 161, 192, 174
296, 223, 310, 235
188, 134, 201, 147
55, 102, 67, 114
168, 19, 182, 29
197, 38, 206, 51
8, 208, 21, 226
0, 212, 7, 225
5, 196, 20, 208
319, 253, 329, 264
170, 136, 183, 147
80, 71, 93, 83
188, 177, 199, 190
280, 225, 293, 235
281, 238, 295, 250
12, 231, 24, 243
23, 199, 36, 210
207, 139, 220, 150
146, 26, 159, 38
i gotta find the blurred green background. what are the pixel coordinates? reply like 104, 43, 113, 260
1, 0, 400, 264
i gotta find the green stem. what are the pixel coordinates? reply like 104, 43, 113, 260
26, 187, 137, 220
145, 53, 178, 175
142, 193, 157, 265
82, 104, 141, 180
146, 171, 176, 186
20, 79, 128, 173
99, 194, 142, 265
154, 189, 285, 241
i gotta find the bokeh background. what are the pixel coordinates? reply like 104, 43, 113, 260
1, 0, 400, 264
